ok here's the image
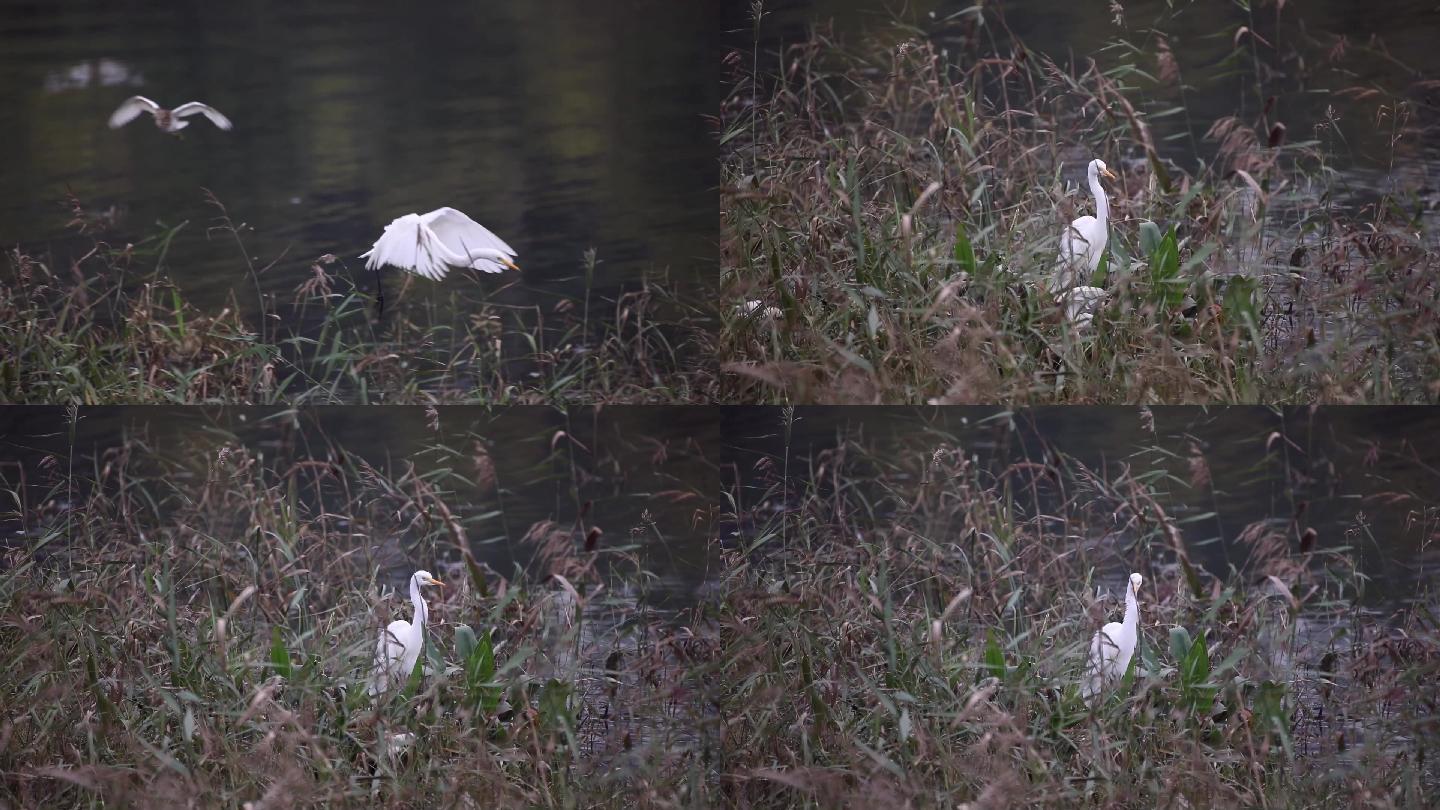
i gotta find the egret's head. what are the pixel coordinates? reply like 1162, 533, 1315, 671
1129, 572, 1144, 593
462, 248, 521, 272
1091, 159, 1117, 181
413, 570, 445, 589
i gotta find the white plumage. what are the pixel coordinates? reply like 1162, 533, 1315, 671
1052, 158, 1117, 295
108, 96, 233, 133
360, 207, 519, 282
368, 570, 444, 696
1083, 572, 1143, 705
1062, 285, 1109, 330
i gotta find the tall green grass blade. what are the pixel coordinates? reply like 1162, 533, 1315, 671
268, 626, 293, 679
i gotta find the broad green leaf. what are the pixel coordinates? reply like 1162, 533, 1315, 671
1181, 632, 1215, 715
455, 624, 478, 662
475, 630, 496, 683
982, 630, 1006, 681
1138, 221, 1164, 257
462, 627, 500, 715
1169, 626, 1193, 665
1147, 226, 1185, 309
769, 238, 799, 322
1181, 631, 1211, 688
954, 226, 978, 275
268, 626, 292, 679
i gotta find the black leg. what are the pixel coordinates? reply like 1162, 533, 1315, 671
372, 264, 385, 319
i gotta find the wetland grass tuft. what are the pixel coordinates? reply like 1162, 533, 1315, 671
0, 427, 710, 808
710, 423, 1438, 807
720, 12, 1440, 403
1, 204, 718, 405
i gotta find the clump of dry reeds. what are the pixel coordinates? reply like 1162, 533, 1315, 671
720, 9, 1440, 403
1, 195, 717, 405
0, 421, 709, 808
709, 419, 1437, 807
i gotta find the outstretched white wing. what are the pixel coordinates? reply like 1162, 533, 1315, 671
360, 207, 518, 280
108, 95, 160, 128
422, 207, 516, 274
360, 213, 452, 281
172, 101, 233, 130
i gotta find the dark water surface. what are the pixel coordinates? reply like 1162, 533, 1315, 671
0, 406, 721, 608
737, 0, 1439, 212
0, 0, 718, 335
725, 406, 1440, 607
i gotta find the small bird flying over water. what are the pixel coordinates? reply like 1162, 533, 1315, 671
108, 95, 233, 134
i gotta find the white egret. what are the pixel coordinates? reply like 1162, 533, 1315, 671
736, 299, 783, 319
1062, 286, 1109, 330
368, 570, 444, 696
1082, 572, 1143, 704
1052, 158, 1117, 294
359, 207, 519, 316
108, 96, 232, 134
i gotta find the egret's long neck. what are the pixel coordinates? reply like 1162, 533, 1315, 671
409, 577, 428, 631
1122, 583, 1138, 629
1089, 170, 1110, 228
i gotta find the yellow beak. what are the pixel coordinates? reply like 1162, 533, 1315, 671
427, 577, 445, 588
502, 258, 521, 272
1101, 168, 1118, 181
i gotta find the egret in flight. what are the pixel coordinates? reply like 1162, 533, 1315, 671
108, 96, 232, 134
360, 207, 520, 316
369, 570, 445, 697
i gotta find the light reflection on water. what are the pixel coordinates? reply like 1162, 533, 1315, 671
0, 0, 717, 340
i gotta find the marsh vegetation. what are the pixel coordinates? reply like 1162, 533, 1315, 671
709, 408, 1439, 806
0, 1, 719, 405
1, 204, 716, 404
0, 410, 716, 807
720, 2, 1440, 402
